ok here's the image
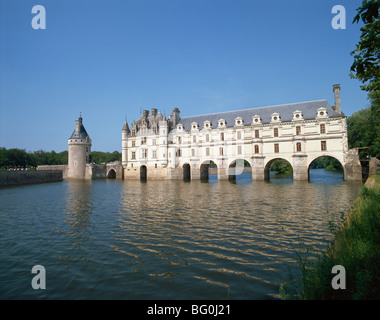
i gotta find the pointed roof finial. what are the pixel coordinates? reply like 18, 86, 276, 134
122, 115, 130, 133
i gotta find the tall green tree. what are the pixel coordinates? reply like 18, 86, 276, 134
351, 0, 380, 93
350, 0, 380, 156
347, 108, 372, 155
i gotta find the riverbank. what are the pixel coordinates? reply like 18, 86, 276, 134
282, 173, 380, 299
0, 170, 63, 187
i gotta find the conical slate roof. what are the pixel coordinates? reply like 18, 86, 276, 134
69, 116, 90, 139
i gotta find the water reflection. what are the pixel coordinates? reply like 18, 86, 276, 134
63, 180, 93, 247
0, 169, 362, 299
114, 170, 361, 299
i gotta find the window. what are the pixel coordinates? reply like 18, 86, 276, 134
254, 145, 259, 154
192, 149, 195, 157
177, 149, 181, 157
193, 135, 196, 143
132, 140, 135, 147
131, 151, 136, 160
152, 150, 157, 159
274, 144, 279, 153
155, 163, 157, 168
237, 131, 241, 140
206, 148, 210, 156
255, 130, 260, 139
131, 129, 136, 137
142, 149, 148, 158
206, 134, 209, 142
219, 147, 224, 156
296, 142, 302, 152
274, 128, 279, 137
178, 137, 181, 144
321, 141, 327, 151
237, 146, 242, 155
296, 126, 301, 135
142, 137, 147, 144
320, 124, 326, 134
220, 132, 224, 141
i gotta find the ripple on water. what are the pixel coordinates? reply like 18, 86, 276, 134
0, 171, 361, 299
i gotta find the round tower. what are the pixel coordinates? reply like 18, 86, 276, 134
122, 119, 129, 167
68, 114, 92, 179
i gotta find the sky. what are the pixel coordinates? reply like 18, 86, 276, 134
0, 0, 370, 152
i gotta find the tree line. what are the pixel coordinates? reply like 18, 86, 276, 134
348, 0, 380, 158
0, 148, 121, 170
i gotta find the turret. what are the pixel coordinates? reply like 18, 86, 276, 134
122, 120, 129, 167
68, 114, 92, 179
158, 119, 168, 167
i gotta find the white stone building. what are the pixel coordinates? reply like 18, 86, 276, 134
122, 84, 362, 181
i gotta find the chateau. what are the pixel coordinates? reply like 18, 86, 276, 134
35, 84, 365, 181
120, 84, 362, 181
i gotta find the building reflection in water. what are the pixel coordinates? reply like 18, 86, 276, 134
61, 180, 93, 256
114, 171, 361, 298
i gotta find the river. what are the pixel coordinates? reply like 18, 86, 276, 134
0, 169, 362, 299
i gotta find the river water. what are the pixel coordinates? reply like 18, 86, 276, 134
0, 169, 362, 299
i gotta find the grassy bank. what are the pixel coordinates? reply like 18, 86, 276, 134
282, 173, 380, 299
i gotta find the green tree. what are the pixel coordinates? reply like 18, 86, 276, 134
270, 159, 293, 175
347, 108, 372, 155
350, 0, 380, 156
89, 151, 121, 164
351, 0, 380, 93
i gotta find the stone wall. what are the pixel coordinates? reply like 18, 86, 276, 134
0, 170, 63, 187
344, 149, 363, 181
369, 157, 380, 176
85, 164, 106, 179
37, 165, 68, 179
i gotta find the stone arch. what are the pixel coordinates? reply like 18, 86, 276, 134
307, 154, 345, 181
140, 165, 147, 181
228, 159, 252, 181
200, 160, 217, 181
264, 157, 293, 181
183, 163, 191, 181
107, 168, 116, 179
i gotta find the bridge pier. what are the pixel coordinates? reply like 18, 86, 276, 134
293, 154, 309, 181
251, 156, 265, 180
344, 149, 363, 181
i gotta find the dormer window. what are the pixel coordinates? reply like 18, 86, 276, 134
218, 119, 226, 128
235, 117, 244, 127
252, 115, 262, 125
293, 110, 303, 121
176, 124, 183, 131
316, 107, 328, 119
191, 122, 199, 130
271, 113, 281, 123
203, 120, 212, 129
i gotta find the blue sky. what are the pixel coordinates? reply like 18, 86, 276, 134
0, 0, 369, 152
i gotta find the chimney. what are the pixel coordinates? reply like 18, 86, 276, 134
142, 109, 149, 118
172, 107, 180, 127
333, 84, 341, 113
151, 108, 157, 117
